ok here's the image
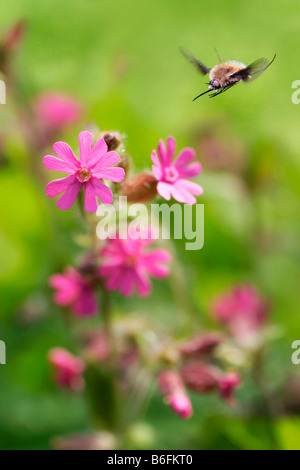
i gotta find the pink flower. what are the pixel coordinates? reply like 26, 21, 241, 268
99, 230, 171, 297
158, 370, 193, 419
212, 285, 270, 346
48, 348, 85, 391
49, 267, 98, 317
168, 393, 193, 419
219, 372, 241, 405
151, 136, 203, 204
44, 131, 125, 212
34, 92, 83, 130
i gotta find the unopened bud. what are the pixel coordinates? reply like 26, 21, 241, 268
119, 173, 157, 203
168, 393, 193, 419
181, 363, 221, 394
180, 332, 224, 358
102, 132, 122, 151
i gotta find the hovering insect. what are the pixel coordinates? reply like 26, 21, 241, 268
181, 48, 276, 100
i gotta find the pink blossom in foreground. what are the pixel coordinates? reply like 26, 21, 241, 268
99, 230, 171, 298
44, 131, 125, 212
212, 285, 270, 346
48, 348, 85, 392
158, 370, 193, 419
34, 92, 83, 130
151, 136, 203, 204
49, 267, 98, 317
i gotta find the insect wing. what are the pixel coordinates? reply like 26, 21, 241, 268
180, 47, 211, 75
230, 54, 276, 82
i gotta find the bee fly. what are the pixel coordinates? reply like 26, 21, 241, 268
181, 47, 276, 100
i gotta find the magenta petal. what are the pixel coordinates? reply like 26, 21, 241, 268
46, 174, 77, 198
90, 177, 113, 205
56, 180, 82, 210
84, 181, 98, 213
179, 179, 203, 196
53, 142, 80, 169
95, 167, 125, 183
178, 162, 202, 178
78, 131, 93, 166
151, 150, 160, 167
89, 137, 108, 167
157, 139, 167, 164
73, 288, 97, 317
43, 155, 75, 174
157, 181, 172, 201
91, 151, 121, 174
135, 268, 151, 297
166, 136, 176, 164
174, 148, 195, 169
170, 182, 196, 204
152, 165, 163, 180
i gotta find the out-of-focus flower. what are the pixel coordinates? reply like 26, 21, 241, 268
219, 371, 241, 405
158, 370, 193, 419
119, 173, 158, 203
48, 348, 85, 392
181, 362, 221, 393
0, 21, 26, 77
99, 230, 171, 297
51, 431, 116, 450
1, 20, 26, 53
44, 131, 125, 212
181, 362, 241, 405
212, 285, 270, 347
180, 332, 224, 358
151, 136, 203, 204
34, 92, 83, 130
49, 267, 98, 317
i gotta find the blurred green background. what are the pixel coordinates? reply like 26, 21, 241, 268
1, 0, 300, 450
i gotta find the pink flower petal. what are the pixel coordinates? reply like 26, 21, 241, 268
90, 177, 113, 205
178, 162, 202, 179
170, 181, 197, 204
56, 180, 82, 210
152, 164, 163, 180
135, 268, 151, 297
84, 181, 98, 213
78, 131, 93, 166
53, 142, 80, 170
73, 287, 98, 317
43, 155, 75, 174
166, 136, 176, 164
46, 174, 77, 198
88, 137, 108, 167
178, 179, 203, 196
91, 151, 121, 174
95, 167, 125, 183
157, 181, 172, 201
151, 150, 160, 167
174, 148, 195, 169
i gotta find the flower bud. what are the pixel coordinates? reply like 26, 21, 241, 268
119, 173, 157, 203
219, 371, 241, 405
48, 348, 85, 392
181, 362, 221, 393
102, 132, 122, 151
180, 332, 224, 358
168, 393, 193, 419
158, 370, 193, 419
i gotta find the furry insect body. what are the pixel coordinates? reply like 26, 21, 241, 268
180, 48, 276, 100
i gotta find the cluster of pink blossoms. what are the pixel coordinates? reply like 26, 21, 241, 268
50, 230, 172, 315
44, 133, 203, 213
